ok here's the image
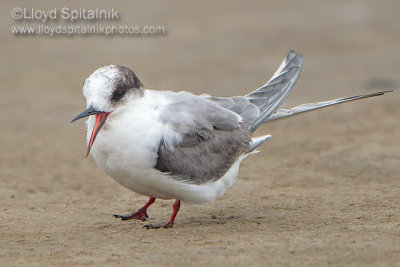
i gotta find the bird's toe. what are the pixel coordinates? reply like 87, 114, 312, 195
113, 212, 147, 221
143, 222, 173, 229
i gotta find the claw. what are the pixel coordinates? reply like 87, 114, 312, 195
143, 222, 173, 229
113, 209, 148, 221
113, 197, 156, 222
112, 198, 181, 229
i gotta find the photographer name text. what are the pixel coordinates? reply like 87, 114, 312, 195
12, 7, 119, 22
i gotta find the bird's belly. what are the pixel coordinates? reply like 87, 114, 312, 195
91, 140, 177, 199
93, 135, 247, 203
86, 111, 248, 203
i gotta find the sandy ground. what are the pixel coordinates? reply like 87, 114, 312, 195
1, 0, 399, 266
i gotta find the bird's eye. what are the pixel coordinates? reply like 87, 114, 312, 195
111, 88, 127, 102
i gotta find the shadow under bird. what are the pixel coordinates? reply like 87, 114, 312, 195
71, 51, 391, 228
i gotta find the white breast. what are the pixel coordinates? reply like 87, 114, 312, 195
86, 90, 247, 203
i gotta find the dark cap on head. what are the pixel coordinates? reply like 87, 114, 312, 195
108, 65, 144, 102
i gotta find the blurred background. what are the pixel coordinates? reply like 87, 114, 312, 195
1, 0, 399, 266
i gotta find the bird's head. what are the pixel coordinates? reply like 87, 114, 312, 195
71, 65, 144, 157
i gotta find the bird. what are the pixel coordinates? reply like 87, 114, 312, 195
71, 51, 391, 228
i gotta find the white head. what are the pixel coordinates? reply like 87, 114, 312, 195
71, 65, 144, 156
82, 65, 144, 112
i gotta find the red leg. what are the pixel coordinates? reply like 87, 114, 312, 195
144, 199, 181, 229
114, 197, 156, 221
164, 200, 181, 228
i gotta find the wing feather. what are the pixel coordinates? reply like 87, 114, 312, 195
157, 92, 252, 184
267, 90, 393, 122
246, 50, 304, 131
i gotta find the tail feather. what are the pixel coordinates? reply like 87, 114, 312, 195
247, 50, 304, 132
248, 135, 272, 152
266, 90, 393, 122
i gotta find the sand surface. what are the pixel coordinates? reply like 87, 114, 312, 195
1, 0, 399, 266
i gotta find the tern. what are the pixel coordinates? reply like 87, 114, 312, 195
71, 51, 391, 228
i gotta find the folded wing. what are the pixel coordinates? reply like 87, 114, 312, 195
157, 93, 252, 184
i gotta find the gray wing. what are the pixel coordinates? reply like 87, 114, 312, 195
246, 50, 304, 131
157, 93, 252, 185
266, 90, 393, 122
203, 51, 304, 131
155, 51, 304, 184
201, 95, 260, 123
